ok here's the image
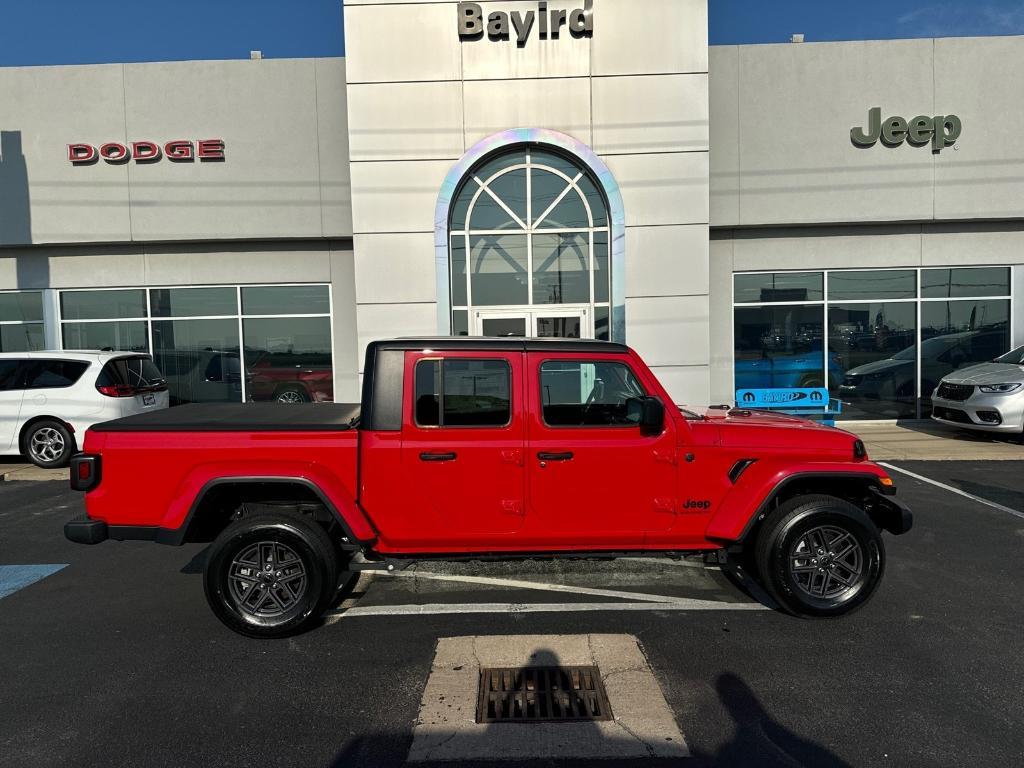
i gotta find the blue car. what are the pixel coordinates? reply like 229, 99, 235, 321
735, 349, 844, 391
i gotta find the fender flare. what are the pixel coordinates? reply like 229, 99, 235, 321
155, 476, 377, 547
707, 469, 894, 544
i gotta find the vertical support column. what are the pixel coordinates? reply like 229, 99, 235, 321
42, 289, 61, 350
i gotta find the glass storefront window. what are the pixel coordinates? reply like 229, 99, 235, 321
735, 305, 827, 390
734, 273, 823, 304
921, 268, 1010, 298
243, 317, 333, 403
62, 321, 149, 353
0, 324, 44, 352
152, 287, 237, 318
0, 291, 43, 322
829, 302, 917, 419
828, 270, 916, 301
152, 319, 241, 405
469, 234, 529, 306
533, 233, 589, 305
61, 290, 146, 320
920, 300, 1010, 408
241, 286, 330, 316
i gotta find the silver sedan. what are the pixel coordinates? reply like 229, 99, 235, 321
931, 345, 1024, 435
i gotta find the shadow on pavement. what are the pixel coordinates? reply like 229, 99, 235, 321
328, 671, 850, 768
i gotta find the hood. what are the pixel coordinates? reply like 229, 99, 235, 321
845, 357, 911, 377
688, 406, 860, 454
942, 362, 1024, 385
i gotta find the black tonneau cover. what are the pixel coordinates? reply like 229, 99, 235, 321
91, 403, 361, 433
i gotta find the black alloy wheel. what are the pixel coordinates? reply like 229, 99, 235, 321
204, 510, 339, 638
275, 386, 310, 404
754, 495, 884, 618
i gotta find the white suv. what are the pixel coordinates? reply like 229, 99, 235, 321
0, 351, 169, 468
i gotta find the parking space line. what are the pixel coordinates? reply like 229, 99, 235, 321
0, 564, 68, 600
880, 462, 1024, 521
386, 570, 722, 605
326, 599, 767, 621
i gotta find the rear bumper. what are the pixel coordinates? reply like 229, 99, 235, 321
64, 517, 164, 545
870, 487, 913, 536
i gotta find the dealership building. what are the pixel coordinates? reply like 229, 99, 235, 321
0, 0, 1022, 420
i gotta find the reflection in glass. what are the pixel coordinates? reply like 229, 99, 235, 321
830, 303, 917, 419
61, 290, 146, 320
151, 288, 237, 318
470, 186, 519, 231
576, 175, 608, 227
595, 307, 610, 341
152, 319, 241, 405
470, 235, 528, 306
451, 237, 467, 307
537, 316, 582, 338
0, 323, 44, 352
594, 232, 610, 303
530, 150, 582, 180
0, 291, 43, 323
734, 305, 829, 391
536, 188, 589, 229
241, 286, 329, 316
487, 170, 528, 224
243, 317, 333, 403
62, 321, 149, 352
734, 273, 823, 304
921, 268, 1011, 298
531, 170, 571, 228
442, 360, 512, 427
533, 233, 589, 305
920, 299, 1010, 410
828, 270, 916, 300
481, 317, 527, 337
452, 310, 469, 337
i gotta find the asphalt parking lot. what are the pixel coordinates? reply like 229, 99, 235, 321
1, 462, 1023, 768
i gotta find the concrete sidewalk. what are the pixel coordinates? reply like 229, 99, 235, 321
0, 463, 67, 482
850, 421, 1023, 461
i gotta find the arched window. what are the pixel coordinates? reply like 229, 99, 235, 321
447, 146, 612, 340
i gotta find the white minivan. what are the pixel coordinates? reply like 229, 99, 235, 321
0, 351, 169, 468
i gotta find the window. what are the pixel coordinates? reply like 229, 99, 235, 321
732, 267, 1014, 420
97, 356, 166, 392
415, 359, 512, 428
23, 360, 89, 390
0, 291, 44, 353
58, 284, 334, 405
0, 360, 23, 391
540, 361, 646, 427
448, 146, 612, 338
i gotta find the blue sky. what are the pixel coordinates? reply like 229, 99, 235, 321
1, 1, 1024, 66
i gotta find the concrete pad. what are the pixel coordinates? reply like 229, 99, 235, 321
408, 634, 689, 762
0, 464, 67, 482
850, 422, 1023, 461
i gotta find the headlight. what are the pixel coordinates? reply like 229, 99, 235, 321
978, 383, 1023, 394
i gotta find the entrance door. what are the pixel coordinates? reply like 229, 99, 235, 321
474, 308, 591, 339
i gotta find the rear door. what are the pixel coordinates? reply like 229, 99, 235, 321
0, 360, 27, 451
525, 353, 678, 548
398, 350, 526, 549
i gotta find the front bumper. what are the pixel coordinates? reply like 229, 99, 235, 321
870, 487, 913, 535
930, 392, 1024, 433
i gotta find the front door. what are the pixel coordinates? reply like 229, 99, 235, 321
525, 353, 678, 548
0, 360, 26, 451
474, 308, 590, 339
399, 350, 526, 549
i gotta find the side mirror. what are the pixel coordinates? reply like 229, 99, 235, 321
640, 397, 665, 435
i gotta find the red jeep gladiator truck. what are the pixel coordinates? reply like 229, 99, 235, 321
65, 338, 912, 638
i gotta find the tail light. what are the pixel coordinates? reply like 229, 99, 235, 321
70, 454, 102, 492
97, 384, 138, 397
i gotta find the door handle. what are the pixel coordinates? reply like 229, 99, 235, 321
537, 452, 573, 461
420, 452, 457, 462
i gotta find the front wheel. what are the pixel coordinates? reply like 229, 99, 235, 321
754, 495, 885, 618
204, 510, 339, 638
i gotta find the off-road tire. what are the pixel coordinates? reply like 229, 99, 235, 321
204, 509, 339, 638
754, 494, 884, 618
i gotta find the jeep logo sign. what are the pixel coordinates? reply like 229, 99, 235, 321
457, 1, 593, 45
851, 107, 961, 153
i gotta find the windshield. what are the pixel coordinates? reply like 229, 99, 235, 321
993, 345, 1024, 365
893, 337, 960, 362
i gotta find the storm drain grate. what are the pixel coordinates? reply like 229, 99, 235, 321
476, 666, 613, 723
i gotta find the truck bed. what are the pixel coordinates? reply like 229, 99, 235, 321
90, 402, 361, 432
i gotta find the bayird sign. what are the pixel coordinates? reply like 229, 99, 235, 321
457, 1, 593, 45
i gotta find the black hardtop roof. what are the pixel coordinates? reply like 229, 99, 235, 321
369, 337, 629, 354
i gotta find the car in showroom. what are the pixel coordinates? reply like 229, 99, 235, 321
245, 350, 333, 403
931, 344, 1024, 435
0, 351, 168, 467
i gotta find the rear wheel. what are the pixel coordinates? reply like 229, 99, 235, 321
754, 495, 884, 618
24, 420, 74, 468
204, 510, 339, 638
275, 386, 310, 404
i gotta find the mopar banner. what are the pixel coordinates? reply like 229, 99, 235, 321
735, 388, 830, 408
